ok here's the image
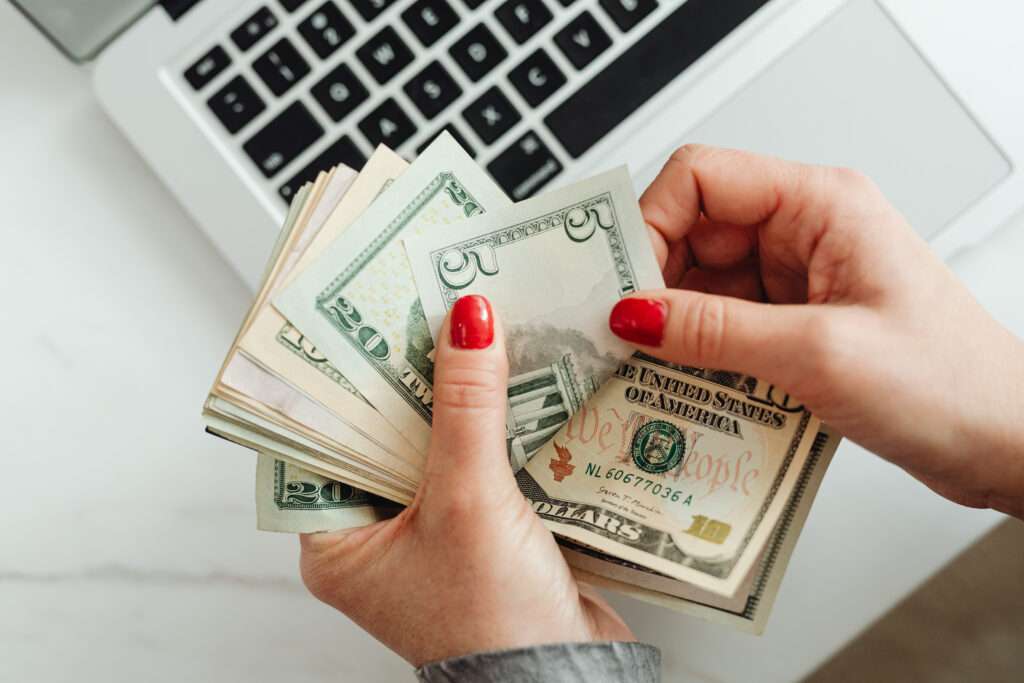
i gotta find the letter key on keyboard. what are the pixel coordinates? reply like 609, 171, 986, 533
311, 63, 370, 121
359, 98, 417, 147
462, 85, 520, 144
357, 26, 415, 85
508, 48, 566, 107
348, 0, 398, 22
449, 24, 507, 82
495, 0, 553, 45
404, 61, 463, 119
402, 0, 460, 47
554, 11, 611, 70
599, 0, 657, 32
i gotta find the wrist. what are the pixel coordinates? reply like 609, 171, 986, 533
956, 333, 1024, 518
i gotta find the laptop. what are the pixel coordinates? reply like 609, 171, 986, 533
13, 0, 1023, 289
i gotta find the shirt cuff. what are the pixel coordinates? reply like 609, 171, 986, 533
415, 641, 661, 682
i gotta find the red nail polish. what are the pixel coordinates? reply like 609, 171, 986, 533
609, 298, 666, 346
450, 295, 494, 349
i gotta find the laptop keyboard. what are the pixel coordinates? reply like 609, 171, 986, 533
179, 0, 768, 206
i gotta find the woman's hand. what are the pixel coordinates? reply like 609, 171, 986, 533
299, 295, 633, 667
610, 145, 1024, 518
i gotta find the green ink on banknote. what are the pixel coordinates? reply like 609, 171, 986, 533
631, 420, 686, 474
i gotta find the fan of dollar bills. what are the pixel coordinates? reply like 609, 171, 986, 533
204, 133, 840, 633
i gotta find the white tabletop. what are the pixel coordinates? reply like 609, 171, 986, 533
1, 5, 1020, 681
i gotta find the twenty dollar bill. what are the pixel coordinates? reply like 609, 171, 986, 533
275, 133, 511, 453
256, 454, 398, 533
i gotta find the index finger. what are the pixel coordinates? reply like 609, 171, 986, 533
639, 144, 808, 244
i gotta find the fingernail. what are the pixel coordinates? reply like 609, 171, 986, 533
609, 298, 666, 346
451, 295, 494, 349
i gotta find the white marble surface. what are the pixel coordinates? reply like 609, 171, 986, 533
1, 4, 1021, 681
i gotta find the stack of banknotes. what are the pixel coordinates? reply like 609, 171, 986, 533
204, 132, 839, 633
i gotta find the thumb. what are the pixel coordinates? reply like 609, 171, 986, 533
608, 291, 831, 390
423, 295, 516, 499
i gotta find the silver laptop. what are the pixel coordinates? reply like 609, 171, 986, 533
14, 0, 1023, 289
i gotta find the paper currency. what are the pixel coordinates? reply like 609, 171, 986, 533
204, 161, 418, 502
219, 355, 418, 488
202, 137, 839, 632
404, 167, 664, 470
564, 425, 840, 634
236, 147, 423, 472
275, 133, 511, 453
256, 454, 399, 533
252, 425, 837, 631
517, 353, 820, 597
198, 163, 415, 498
207, 395, 413, 502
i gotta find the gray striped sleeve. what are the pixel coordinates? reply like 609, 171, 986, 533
416, 642, 661, 682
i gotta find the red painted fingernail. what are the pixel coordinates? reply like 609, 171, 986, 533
609, 298, 667, 346
450, 295, 494, 349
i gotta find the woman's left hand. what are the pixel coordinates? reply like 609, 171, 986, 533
298, 295, 634, 667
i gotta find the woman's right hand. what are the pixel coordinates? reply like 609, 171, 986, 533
608, 145, 1024, 518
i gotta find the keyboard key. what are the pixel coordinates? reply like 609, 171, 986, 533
599, 0, 657, 32
359, 98, 416, 147
279, 0, 309, 11
184, 45, 231, 90
298, 2, 356, 58
207, 75, 266, 134
279, 135, 367, 201
231, 7, 278, 51
449, 24, 507, 82
495, 0, 552, 45
164, 0, 203, 19
417, 123, 475, 157
508, 48, 565, 107
462, 85, 520, 145
403, 61, 462, 120
546, 0, 769, 158
244, 101, 324, 177
487, 130, 562, 199
402, 0, 459, 48
348, 0, 397, 22
253, 38, 311, 96
311, 63, 370, 121
554, 11, 611, 70
356, 26, 414, 85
